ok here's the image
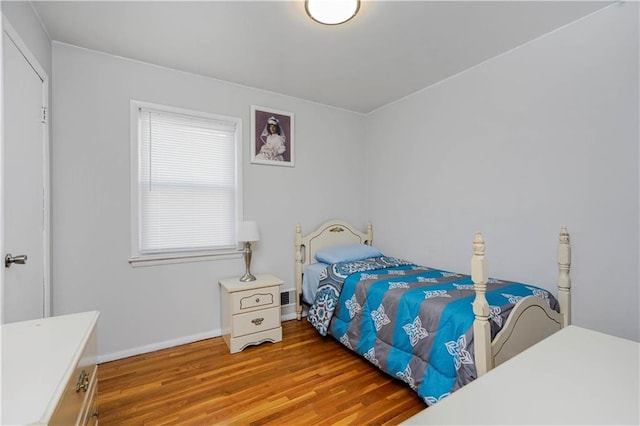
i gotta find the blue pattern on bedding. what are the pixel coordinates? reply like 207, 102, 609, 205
307, 256, 413, 336
307, 259, 560, 405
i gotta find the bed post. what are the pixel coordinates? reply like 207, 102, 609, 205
472, 232, 492, 377
557, 227, 572, 327
295, 224, 303, 320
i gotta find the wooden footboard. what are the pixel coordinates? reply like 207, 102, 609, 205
472, 227, 572, 376
491, 297, 562, 367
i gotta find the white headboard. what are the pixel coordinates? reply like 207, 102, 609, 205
294, 220, 373, 319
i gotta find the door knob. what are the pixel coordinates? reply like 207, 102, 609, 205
5, 254, 27, 268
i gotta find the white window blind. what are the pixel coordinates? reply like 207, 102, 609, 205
136, 106, 239, 256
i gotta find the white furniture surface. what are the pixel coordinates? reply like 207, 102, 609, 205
219, 274, 283, 353
1, 311, 100, 425
402, 325, 640, 425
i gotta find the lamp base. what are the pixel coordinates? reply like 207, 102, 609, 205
239, 272, 256, 282
240, 241, 256, 282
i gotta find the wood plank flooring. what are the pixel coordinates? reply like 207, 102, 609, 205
98, 319, 426, 425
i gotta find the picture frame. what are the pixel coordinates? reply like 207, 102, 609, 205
251, 105, 294, 167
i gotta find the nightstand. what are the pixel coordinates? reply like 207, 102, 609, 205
219, 274, 284, 353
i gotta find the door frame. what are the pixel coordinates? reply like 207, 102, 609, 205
1, 16, 51, 323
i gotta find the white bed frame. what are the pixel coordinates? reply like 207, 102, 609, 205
294, 220, 571, 376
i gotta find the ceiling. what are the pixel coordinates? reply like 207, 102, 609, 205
30, 1, 611, 114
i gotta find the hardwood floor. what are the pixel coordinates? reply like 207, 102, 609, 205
98, 319, 426, 425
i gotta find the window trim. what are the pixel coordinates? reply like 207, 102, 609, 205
129, 100, 243, 266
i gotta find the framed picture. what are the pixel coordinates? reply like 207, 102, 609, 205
251, 105, 294, 167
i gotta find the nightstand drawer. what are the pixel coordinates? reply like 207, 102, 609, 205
232, 286, 279, 314
233, 306, 280, 337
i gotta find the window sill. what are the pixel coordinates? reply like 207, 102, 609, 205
129, 250, 242, 267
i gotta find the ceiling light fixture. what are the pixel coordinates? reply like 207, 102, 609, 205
305, 0, 360, 25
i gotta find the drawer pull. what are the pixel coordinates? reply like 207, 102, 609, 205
251, 317, 264, 326
76, 369, 89, 392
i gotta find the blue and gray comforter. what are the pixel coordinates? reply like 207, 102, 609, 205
307, 256, 559, 405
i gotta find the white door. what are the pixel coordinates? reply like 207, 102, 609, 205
2, 26, 49, 323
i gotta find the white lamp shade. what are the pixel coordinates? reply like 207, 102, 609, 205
237, 221, 260, 242
306, 0, 360, 25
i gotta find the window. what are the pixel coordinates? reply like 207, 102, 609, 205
130, 101, 242, 265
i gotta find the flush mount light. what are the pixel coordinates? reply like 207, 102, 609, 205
305, 0, 360, 25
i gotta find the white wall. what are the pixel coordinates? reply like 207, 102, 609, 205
365, 3, 639, 341
1, 2, 51, 78
14, 0, 640, 362
51, 43, 367, 360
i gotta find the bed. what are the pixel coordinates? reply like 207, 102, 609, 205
294, 220, 572, 404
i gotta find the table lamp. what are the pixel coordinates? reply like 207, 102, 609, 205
237, 220, 260, 282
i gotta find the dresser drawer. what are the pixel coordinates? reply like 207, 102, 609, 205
78, 369, 98, 426
231, 285, 279, 314
232, 306, 280, 337
1, 311, 100, 425
50, 325, 98, 425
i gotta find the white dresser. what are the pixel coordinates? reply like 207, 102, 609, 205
402, 325, 640, 425
219, 274, 283, 353
1, 311, 100, 425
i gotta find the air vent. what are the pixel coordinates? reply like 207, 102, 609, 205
280, 288, 295, 307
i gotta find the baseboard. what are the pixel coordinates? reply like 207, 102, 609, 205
281, 301, 310, 320
281, 312, 298, 321
99, 307, 307, 363
98, 327, 222, 364
281, 302, 297, 322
